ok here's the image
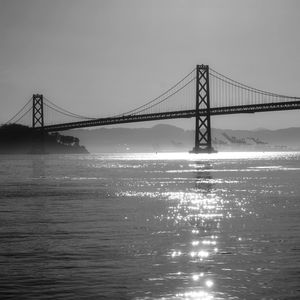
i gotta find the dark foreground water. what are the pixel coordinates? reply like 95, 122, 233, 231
0, 152, 299, 300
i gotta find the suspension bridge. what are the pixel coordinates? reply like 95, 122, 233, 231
4, 64, 300, 153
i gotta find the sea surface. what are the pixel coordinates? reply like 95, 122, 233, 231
0, 152, 299, 300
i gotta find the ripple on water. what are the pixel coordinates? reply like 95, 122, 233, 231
0, 152, 299, 299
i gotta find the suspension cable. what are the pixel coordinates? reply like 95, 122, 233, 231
131, 76, 196, 115
115, 68, 196, 117
44, 97, 97, 120
13, 106, 32, 124
5, 97, 32, 124
43, 102, 94, 120
210, 68, 300, 100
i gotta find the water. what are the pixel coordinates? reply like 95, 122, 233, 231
0, 152, 299, 299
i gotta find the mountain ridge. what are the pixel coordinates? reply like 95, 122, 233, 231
69, 124, 300, 153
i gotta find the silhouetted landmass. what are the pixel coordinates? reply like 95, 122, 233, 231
2, 124, 296, 154
0, 124, 88, 154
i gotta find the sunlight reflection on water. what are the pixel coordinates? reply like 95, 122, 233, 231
0, 152, 300, 299
83, 151, 300, 161
165, 169, 221, 299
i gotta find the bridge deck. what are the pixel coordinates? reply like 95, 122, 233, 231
42, 101, 300, 132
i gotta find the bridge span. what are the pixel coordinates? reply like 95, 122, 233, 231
43, 101, 300, 132
6, 64, 300, 153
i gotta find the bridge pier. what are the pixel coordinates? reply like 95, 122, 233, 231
190, 65, 216, 154
31, 94, 46, 154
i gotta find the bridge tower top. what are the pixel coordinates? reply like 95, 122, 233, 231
32, 94, 44, 128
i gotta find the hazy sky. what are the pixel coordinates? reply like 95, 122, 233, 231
1, 0, 300, 130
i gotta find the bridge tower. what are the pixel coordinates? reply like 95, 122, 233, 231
31, 94, 45, 154
191, 65, 216, 153
32, 94, 44, 128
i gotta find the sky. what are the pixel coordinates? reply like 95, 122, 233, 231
0, 0, 300, 130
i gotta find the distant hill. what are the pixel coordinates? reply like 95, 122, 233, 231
69, 124, 300, 153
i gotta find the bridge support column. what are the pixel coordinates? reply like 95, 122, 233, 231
32, 94, 44, 128
31, 94, 45, 154
190, 65, 216, 154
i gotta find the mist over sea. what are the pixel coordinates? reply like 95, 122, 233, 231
0, 152, 299, 299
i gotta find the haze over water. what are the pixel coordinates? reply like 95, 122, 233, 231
0, 152, 299, 299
